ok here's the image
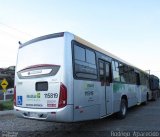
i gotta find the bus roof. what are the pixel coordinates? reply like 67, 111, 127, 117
72, 32, 147, 74
20, 31, 148, 74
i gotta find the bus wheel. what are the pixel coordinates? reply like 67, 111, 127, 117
116, 99, 127, 119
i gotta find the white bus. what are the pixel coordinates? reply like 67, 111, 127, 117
14, 32, 149, 122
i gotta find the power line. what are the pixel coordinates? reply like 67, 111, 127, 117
0, 22, 33, 37
151, 71, 160, 73
0, 28, 20, 40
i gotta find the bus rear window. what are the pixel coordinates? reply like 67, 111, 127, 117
36, 81, 48, 91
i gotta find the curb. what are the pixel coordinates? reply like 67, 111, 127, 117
0, 110, 14, 115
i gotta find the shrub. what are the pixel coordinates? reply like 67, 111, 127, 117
0, 100, 13, 110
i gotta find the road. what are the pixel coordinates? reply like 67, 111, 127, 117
0, 99, 160, 137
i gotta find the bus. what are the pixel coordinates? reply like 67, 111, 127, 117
14, 32, 149, 122
148, 75, 160, 100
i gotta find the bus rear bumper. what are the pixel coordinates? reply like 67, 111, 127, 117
14, 105, 73, 122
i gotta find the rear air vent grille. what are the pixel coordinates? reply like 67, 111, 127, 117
17, 64, 60, 79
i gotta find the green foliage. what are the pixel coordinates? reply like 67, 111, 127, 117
0, 100, 13, 110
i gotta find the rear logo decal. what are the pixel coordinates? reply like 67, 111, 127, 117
17, 96, 22, 105
26, 93, 41, 99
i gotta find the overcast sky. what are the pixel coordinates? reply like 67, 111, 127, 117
0, 0, 160, 77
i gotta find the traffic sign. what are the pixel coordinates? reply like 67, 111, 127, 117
1, 79, 8, 93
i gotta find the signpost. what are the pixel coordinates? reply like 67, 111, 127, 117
1, 79, 8, 101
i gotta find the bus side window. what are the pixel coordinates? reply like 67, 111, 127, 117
112, 61, 120, 82
136, 72, 140, 85
99, 60, 111, 86
99, 61, 105, 86
105, 62, 111, 86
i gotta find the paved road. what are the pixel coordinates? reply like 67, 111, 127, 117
0, 99, 160, 137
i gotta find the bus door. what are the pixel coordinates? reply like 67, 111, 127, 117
99, 59, 112, 115
136, 72, 147, 103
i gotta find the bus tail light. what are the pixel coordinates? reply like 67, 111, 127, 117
58, 83, 67, 108
14, 86, 16, 106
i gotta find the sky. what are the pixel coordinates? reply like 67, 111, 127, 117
0, 0, 160, 77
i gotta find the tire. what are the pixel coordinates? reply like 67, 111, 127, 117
116, 99, 127, 119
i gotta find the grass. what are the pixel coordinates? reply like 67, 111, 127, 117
0, 99, 13, 110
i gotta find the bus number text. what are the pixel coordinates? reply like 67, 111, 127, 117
44, 93, 58, 98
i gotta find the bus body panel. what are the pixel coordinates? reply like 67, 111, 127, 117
73, 80, 100, 121
62, 33, 74, 105
16, 77, 61, 109
112, 83, 137, 111
14, 105, 73, 122
112, 83, 147, 109
14, 32, 75, 122
138, 85, 149, 103
15, 37, 65, 109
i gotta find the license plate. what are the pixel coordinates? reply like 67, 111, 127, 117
30, 112, 38, 118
